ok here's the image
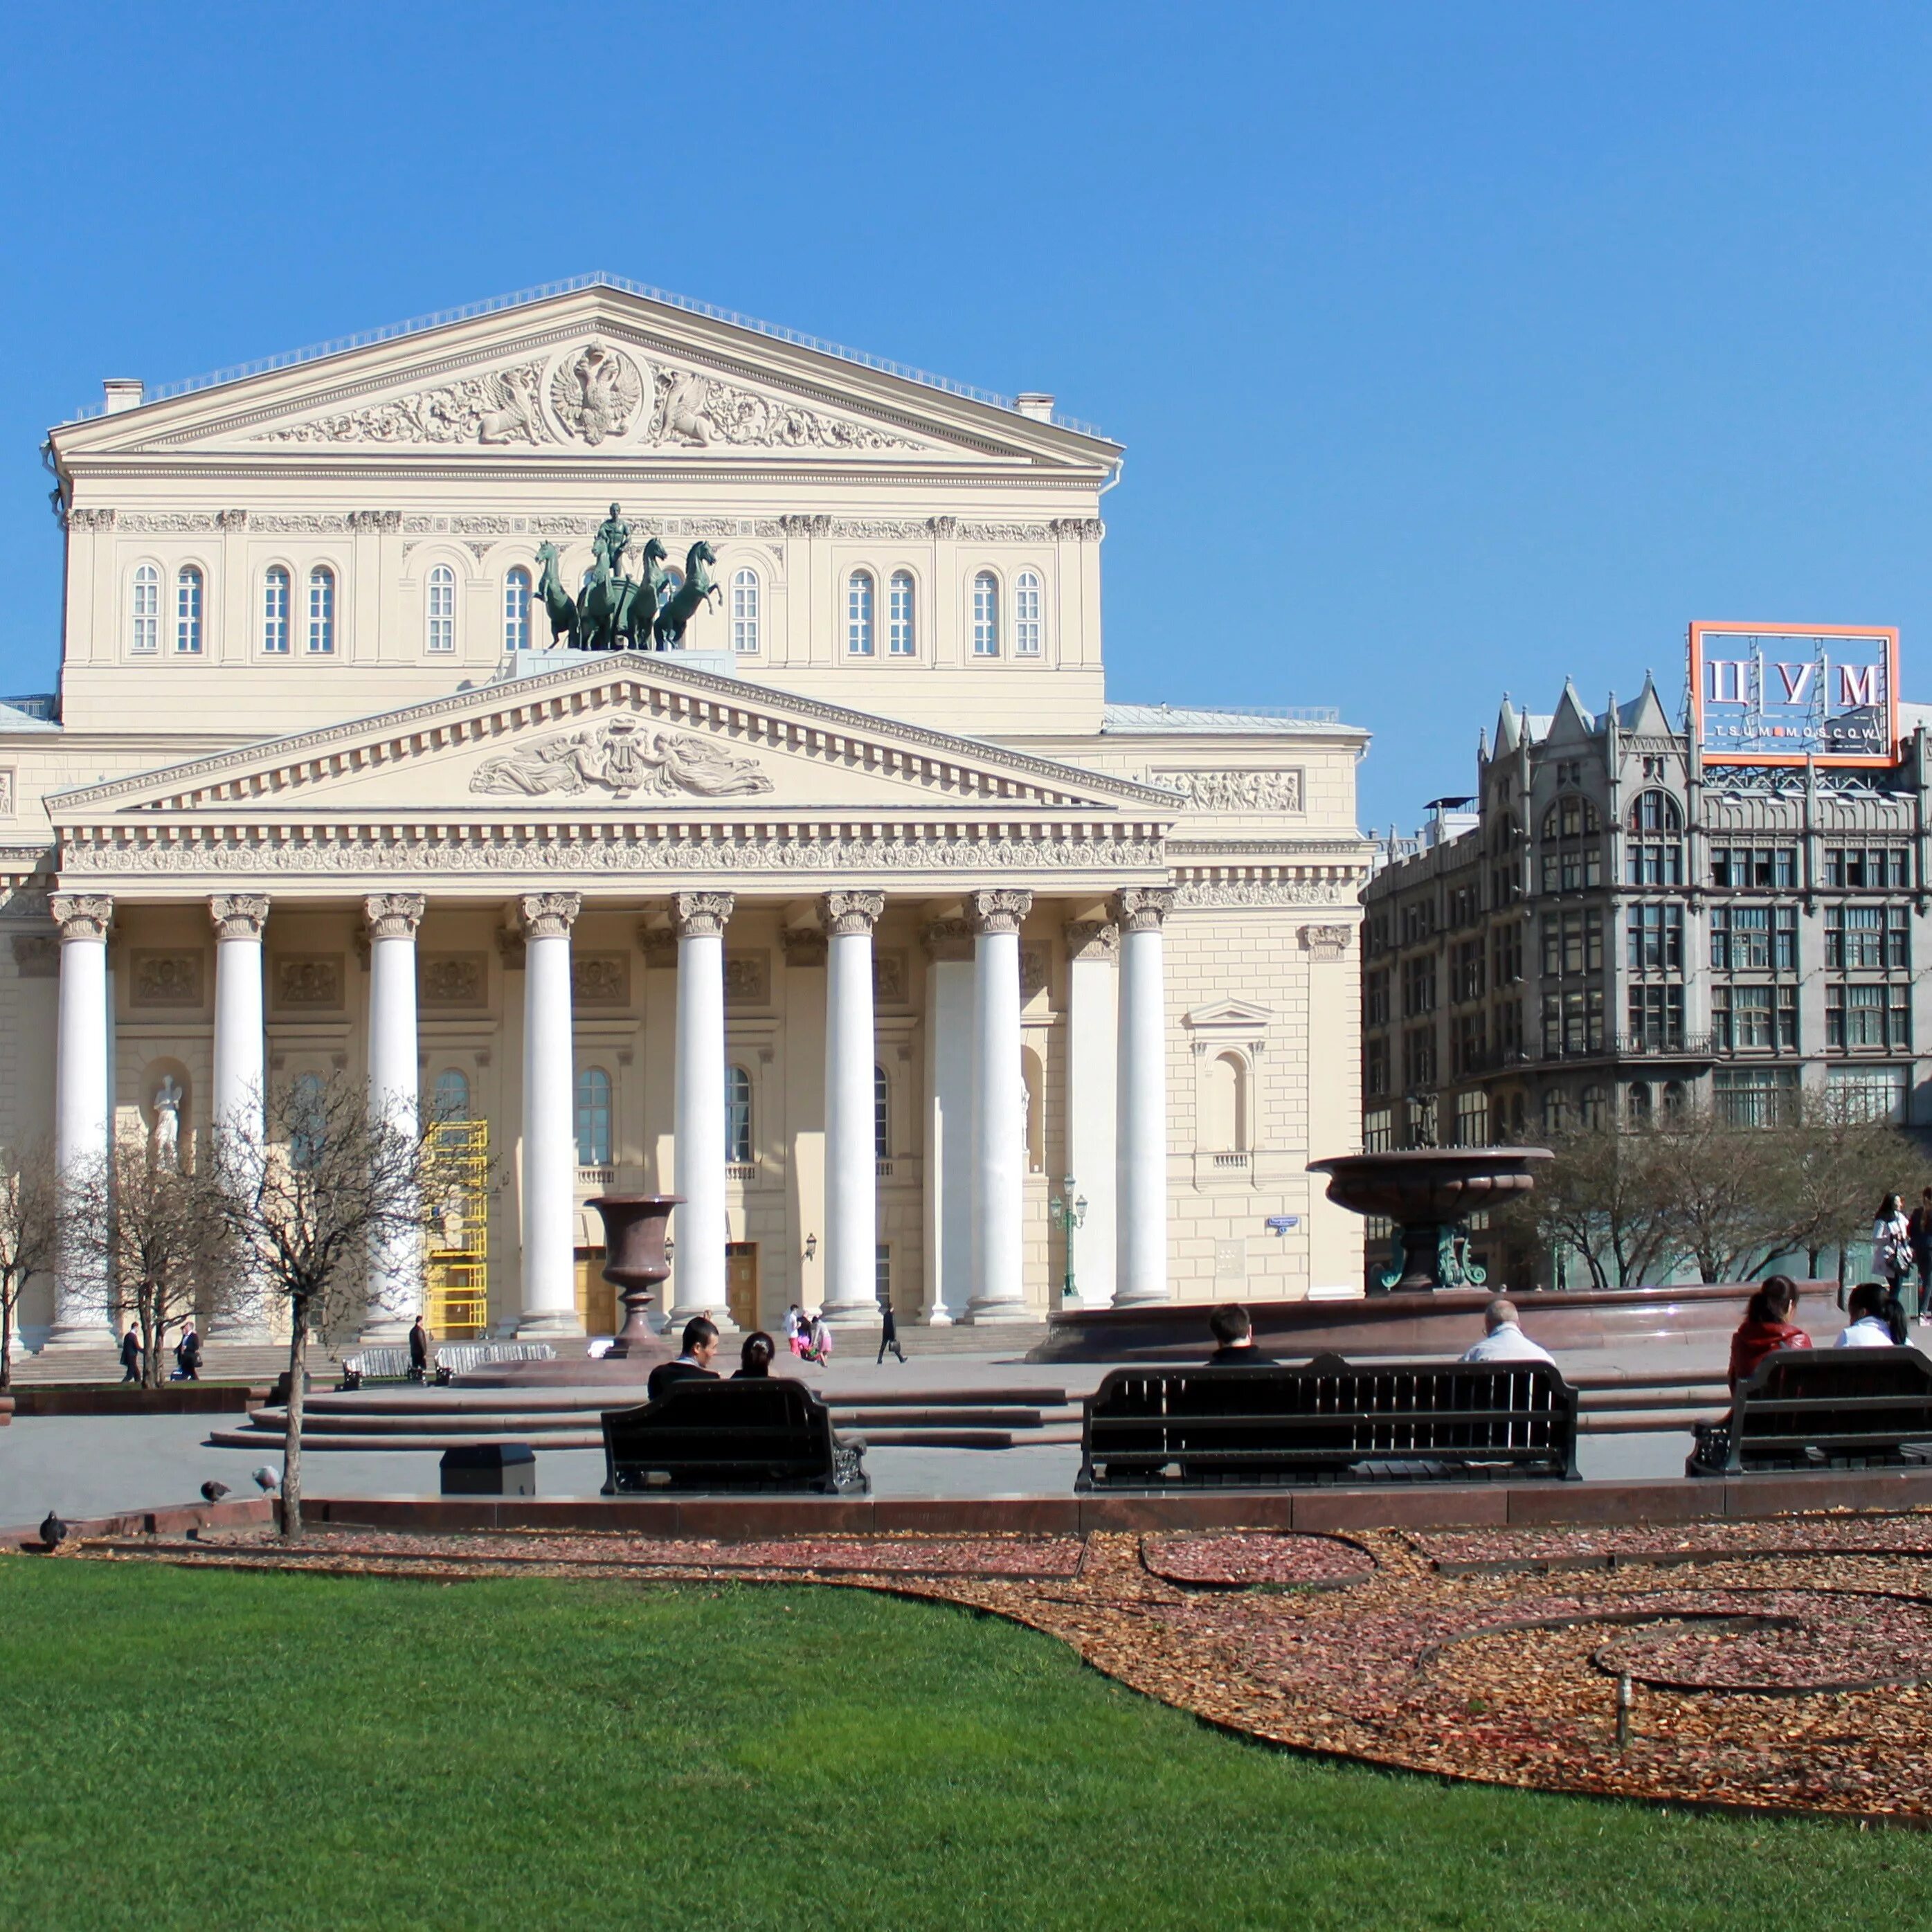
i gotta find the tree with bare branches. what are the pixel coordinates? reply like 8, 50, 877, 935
64, 1141, 240, 1388
206, 1072, 451, 1537
0, 1141, 60, 1391
1506, 1121, 1685, 1289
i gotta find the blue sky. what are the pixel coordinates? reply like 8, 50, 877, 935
2, 3, 1928, 826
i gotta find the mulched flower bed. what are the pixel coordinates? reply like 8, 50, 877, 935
36, 1508, 1932, 1823
1140, 1531, 1374, 1589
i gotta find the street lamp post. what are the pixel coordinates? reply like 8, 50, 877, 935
1048, 1175, 1089, 1308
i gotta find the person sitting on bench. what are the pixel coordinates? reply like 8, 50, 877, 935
1836, 1281, 1902, 1348
733, 1331, 775, 1379
1460, 1296, 1555, 1365
1206, 1302, 1273, 1364
1727, 1276, 1811, 1389
647, 1317, 722, 1401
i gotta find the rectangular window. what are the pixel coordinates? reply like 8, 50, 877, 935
1712, 984, 1794, 1051
1824, 847, 1908, 889
1544, 988, 1605, 1056
1710, 846, 1798, 889
1451, 1011, 1487, 1078
1401, 1027, 1436, 1087
1364, 1036, 1389, 1097
1625, 903, 1683, 972
1626, 984, 1685, 1049
1827, 1063, 1909, 1123
1825, 903, 1908, 972
1625, 843, 1683, 887
1713, 1065, 1799, 1128
1364, 970, 1390, 1028
1492, 923, 1522, 985
1828, 984, 1911, 1051
1400, 902, 1434, 945
1542, 909, 1603, 977
1710, 905, 1796, 971
1401, 955, 1437, 1017
1453, 1090, 1490, 1147
1362, 1107, 1393, 1153
1495, 1000, 1523, 1057
1451, 939, 1485, 1004
1544, 847, 1605, 892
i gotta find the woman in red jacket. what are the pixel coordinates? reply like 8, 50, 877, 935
1728, 1275, 1812, 1390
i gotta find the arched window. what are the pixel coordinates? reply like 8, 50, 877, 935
1661, 1080, 1688, 1119
574, 1067, 612, 1167
262, 567, 290, 654
874, 1065, 890, 1159
725, 1065, 752, 1162
426, 564, 456, 654
1580, 1084, 1607, 1130
130, 564, 159, 655
846, 570, 875, 656
1628, 790, 1682, 834
730, 568, 760, 654
432, 1069, 471, 1121
306, 566, 335, 655
1540, 794, 1603, 840
1013, 569, 1043, 657
1204, 1051, 1248, 1152
503, 568, 532, 652
1627, 1081, 1652, 1123
888, 572, 916, 656
174, 566, 204, 655
290, 1072, 325, 1171
1625, 788, 1684, 887
971, 571, 1000, 656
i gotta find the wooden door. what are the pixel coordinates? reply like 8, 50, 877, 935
725, 1243, 759, 1332
575, 1249, 616, 1337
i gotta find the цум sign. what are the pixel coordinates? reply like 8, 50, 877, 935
1689, 622, 1898, 768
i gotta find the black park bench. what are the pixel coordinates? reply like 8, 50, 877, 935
1688, 1346, 1932, 1476
1076, 1355, 1580, 1490
601, 1378, 869, 1495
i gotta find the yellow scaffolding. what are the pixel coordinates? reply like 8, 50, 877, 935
426, 1119, 490, 1338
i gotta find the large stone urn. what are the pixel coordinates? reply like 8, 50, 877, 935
587, 1195, 683, 1357
1307, 1148, 1551, 1292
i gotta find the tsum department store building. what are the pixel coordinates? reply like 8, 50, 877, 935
13, 278, 1371, 1348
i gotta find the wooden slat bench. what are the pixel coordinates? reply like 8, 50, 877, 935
1688, 1346, 1932, 1476
1076, 1355, 1580, 1490
602, 1379, 869, 1495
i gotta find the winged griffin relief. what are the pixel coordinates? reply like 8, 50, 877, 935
253, 338, 923, 452
469, 718, 775, 800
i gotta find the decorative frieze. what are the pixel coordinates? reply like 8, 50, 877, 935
50, 893, 112, 941
519, 892, 582, 940
674, 891, 734, 940
469, 719, 773, 800
66, 507, 116, 532
639, 924, 678, 970
723, 950, 770, 1004
872, 949, 909, 1002
363, 892, 426, 941
260, 361, 554, 449
1173, 878, 1355, 909
419, 954, 487, 1006
967, 889, 1033, 936
9, 933, 57, 978
349, 509, 404, 533
648, 363, 920, 453
1147, 768, 1303, 813
129, 952, 204, 1008
1049, 517, 1105, 541
779, 926, 827, 968
0, 769, 15, 820
273, 955, 343, 1010
571, 953, 631, 1006
210, 893, 270, 941
1019, 945, 1050, 1002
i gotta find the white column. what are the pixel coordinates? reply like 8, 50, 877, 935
362, 893, 425, 1342
207, 894, 270, 1340
1065, 917, 1119, 1307
668, 891, 733, 1329
45, 893, 114, 1351
516, 892, 583, 1337
920, 917, 975, 1324
820, 891, 883, 1320
1112, 887, 1173, 1306
966, 888, 1032, 1323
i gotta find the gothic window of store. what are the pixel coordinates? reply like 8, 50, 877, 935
1825, 904, 1908, 970
1541, 908, 1603, 977
1710, 845, 1796, 889
1401, 955, 1437, 1016
1823, 847, 1908, 889
1710, 905, 1797, 972
1712, 984, 1797, 1051
1827, 984, 1910, 1052
1626, 903, 1683, 972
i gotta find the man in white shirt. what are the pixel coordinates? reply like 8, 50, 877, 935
1460, 1296, 1556, 1365
1836, 1282, 1899, 1348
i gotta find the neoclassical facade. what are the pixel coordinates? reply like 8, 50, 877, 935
11, 277, 1371, 1345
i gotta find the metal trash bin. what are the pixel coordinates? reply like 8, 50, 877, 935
440, 1442, 537, 1496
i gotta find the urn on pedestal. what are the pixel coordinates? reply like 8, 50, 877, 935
587, 1195, 684, 1357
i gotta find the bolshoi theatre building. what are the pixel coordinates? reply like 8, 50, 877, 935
10, 276, 1371, 1348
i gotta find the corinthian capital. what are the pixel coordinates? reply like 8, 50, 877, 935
966, 889, 1033, 937
51, 893, 113, 942
1109, 887, 1174, 934
363, 893, 426, 942
519, 891, 582, 940
673, 891, 734, 940
209, 893, 270, 941
819, 890, 884, 938
1065, 918, 1119, 963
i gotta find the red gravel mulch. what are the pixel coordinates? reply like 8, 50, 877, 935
32, 1510, 1932, 1823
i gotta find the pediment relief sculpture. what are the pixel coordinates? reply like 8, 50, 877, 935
469, 717, 774, 801
251, 336, 924, 455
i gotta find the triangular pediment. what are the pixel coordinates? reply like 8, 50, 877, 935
49, 281, 1117, 476
47, 654, 1173, 827
1184, 998, 1276, 1029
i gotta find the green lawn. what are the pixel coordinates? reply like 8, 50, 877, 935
0, 1562, 1921, 1931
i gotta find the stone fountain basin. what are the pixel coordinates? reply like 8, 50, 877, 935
1307, 1146, 1553, 1220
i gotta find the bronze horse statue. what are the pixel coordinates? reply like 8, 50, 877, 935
534, 542, 579, 649
614, 537, 670, 648
653, 540, 721, 649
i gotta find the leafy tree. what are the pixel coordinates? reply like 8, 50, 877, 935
0, 1141, 60, 1391
206, 1074, 449, 1537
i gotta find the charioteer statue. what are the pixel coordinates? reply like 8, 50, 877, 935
530, 503, 721, 655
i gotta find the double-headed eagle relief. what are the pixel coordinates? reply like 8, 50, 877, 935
533, 505, 721, 653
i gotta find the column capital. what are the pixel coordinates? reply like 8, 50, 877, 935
1108, 887, 1175, 934
1065, 918, 1119, 963
674, 891, 734, 940
519, 891, 582, 940
364, 892, 426, 941
819, 890, 884, 937
209, 893, 269, 941
50, 893, 113, 942
966, 888, 1033, 937
921, 916, 974, 964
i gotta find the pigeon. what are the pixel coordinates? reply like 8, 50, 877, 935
199, 1481, 230, 1503
251, 1465, 280, 1494
38, 1511, 66, 1551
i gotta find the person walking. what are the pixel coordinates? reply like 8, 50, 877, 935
877, 1297, 905, 1365
407, 1315, 432, 1384
173, 1323, 203, 1382
1874, 1193, 1914, 1312
1906, 1188, 1932, 1324
118, 1325, 142, 1384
